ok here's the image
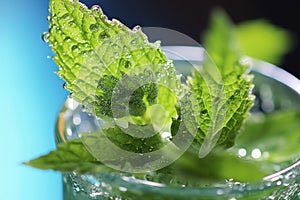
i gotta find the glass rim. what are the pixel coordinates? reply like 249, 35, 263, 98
162, 45, 300, 95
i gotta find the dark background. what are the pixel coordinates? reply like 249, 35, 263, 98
83, 0, 300, 78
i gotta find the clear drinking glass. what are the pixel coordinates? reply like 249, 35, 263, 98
55, 46, 300, 200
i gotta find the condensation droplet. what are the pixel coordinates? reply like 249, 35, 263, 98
80, 4, 88, 10
144, 174, 152, 181
71, 45, 80, 54
89, 23, 100, 33
119, 58, 131, 69
92, 67, 100, 73
118, 186, 127, 192
42, 32, 49, 42
262, 151, 270, 158
91, 5, 101, 12
234, 90, 240, 96
216, 189, 225, 195
124, 61, 131, 68
251, 148, 262, 159
99, 31, 108, 40
238, 148, 247, 157
74, 186, 80, 192
201, 109, 208, 116
100, 14, 108, 21
113, 52, 120, 59
66, 127, 73, 136
111, 18, 120, 26
161, 132, 171, 139
112, 44, 119, 50
148, 146, 154, 152
68, 21, 76, 27
131, 39, 137, 45
62, 13, 70, 21
214, 97, 221, 104
276, 181, 282, 186
132, 25, 141, 32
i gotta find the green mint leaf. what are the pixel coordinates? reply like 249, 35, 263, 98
48, 0, 180, 129
189, 9, 254, 153
24, 139, 112, 173
95, 125, 165, 154
29, 2, 260, 173
160, 148, 268, 183
25, 138, 268, 182
237, 19, 294, 65
235, 111, 300, 164
43, 0, 187, 172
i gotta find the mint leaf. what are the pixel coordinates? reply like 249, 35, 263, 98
96, 125, 165, 154
24, 140, 112, 173
237, 19, 294, 65
45, 0, 197, 173
28, 2, 260, 173
25, 139, 268, 182
235, 111, 300, 164
160, 148, 268, 183
189, 9, 254, 155
47, 0, 180, 129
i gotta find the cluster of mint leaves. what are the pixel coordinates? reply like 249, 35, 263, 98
25, 0, 293, 181
27, 0, 254, 174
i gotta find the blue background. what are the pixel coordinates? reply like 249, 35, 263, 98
0, 0, 67, 199
0, 0, 299, 200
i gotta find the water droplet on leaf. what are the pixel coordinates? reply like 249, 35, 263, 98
92, 67, 100, 73
42, 32, 49, 42
91, 5, 101, 12
61, 13, 70, 21
251, 148, 262, 159
131, 39, 137, 45
64, 36, 72, 42
80, 4, 88, 10
201, 109, 208, 116
132, 25, 141, 32
100, 14, 108, 21
99, 31, 108, 39
112, 44, 119, 49
89, 23, 100, 33
68, 21, 76, 27
214, 97, 220, 104
71, 45, 80, 54
119, 58, 131, 69
234, 90, 240, 96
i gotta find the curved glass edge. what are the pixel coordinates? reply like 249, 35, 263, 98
162, 46, 300, 95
